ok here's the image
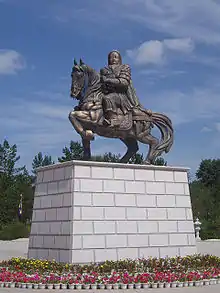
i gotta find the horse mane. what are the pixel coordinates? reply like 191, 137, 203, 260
83, 65, 102, 102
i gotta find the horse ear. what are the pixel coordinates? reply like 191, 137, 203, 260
74, 58, 78, 66
80, 58, 84, 66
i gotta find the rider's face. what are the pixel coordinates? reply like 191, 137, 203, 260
109, 52, 121, 65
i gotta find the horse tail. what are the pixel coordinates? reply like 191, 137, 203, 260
151, 112, 174, 157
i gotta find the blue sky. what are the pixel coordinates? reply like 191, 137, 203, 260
1, 0, 220, 174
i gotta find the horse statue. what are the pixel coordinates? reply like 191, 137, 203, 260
68, 57, 174, 164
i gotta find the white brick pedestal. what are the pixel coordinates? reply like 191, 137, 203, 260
28, 161, 197, 263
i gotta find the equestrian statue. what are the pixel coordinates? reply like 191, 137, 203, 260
69, 50, 174, 164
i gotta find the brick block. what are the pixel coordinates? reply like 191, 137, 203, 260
103, 180, 125, 193
117, 248, 139, 259
138, 221, 158, 233
91, 167, 113, 179
136, 195, 156, 207
179, 246, 197, 256
54, 236, 68, 249
169, 234, 188, 246
73, 221, 93, 234
60, 250, 71, 263
65, 166, 73, 179
139, 247, 159, 258
174, 171, 188, 183
149, 234, 169, 246
159, 221, 178, 233
36, 171, 44, 183
117, 221, 137, 234
54, 167, 65, 181
81, 179, 103, 192
147, 208, 167, 220
36, 249, 49, 260
184, 183, 190, 195
146, 182, 165, 194
176, 196, 191, 208
72, 250, 94, 263
115, 194, 136, 206
50, 222, 62, 234
43, 236, 55, 248
58, 180, 72, 193
178, 221, 195, 233
74, 192, 92, 206
114, 168, 134, 180
94, 221, 116, 234
33, 197, 41, 209
34, 210, 46, 222
72, 236, 82, 249
43, 169, 54, 182
126, 208, 146, 220
83, 235, 105, 249
37, 222, 50, 235
154, 170, 174, 182
61, 222, 72, 235
33, 235, 44, 247
106, 235, 127, 248
188, 233, 196, 246
35, 183, 47, 196
81, 207, 104, 220
93, 193, 114, 206
95, 249, 117, 262
63, 193, 72, 207
125, 181, 145, 194
51, 194, 63, 208
167, 208, 186, 220
128, 235, 149, 247
156, 195, 176, 207
135, 169, 154, 181
75, 166, 91, 178
48, 182, 58, 195
186, 208, 193, 220
165, 183, 185, 195
73, 207, 81, 220
48, 250, 59, 262
73, 179, 80, 191
105, 207, 126, 220
56, 207, 69, 221
160, 247, 179, 258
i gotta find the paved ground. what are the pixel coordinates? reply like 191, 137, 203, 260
0, 284, 220, 292
0, 239, 28, 261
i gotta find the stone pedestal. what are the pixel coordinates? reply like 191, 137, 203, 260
28, 161, 197, 263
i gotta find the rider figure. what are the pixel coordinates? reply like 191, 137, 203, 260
100, 50, 141, 127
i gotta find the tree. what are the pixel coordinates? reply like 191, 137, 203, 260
154, 157, 167, 166
0, 140, 33, 228
58, 141, 84, 162
32, 152, 55, 174
92, 152, 121, 163
196, 159, 220, 187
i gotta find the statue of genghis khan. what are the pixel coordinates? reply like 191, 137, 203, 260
69, 50, 173, 164
100, 50, 144, 127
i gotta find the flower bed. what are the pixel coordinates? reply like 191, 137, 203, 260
0, 255, 220, 289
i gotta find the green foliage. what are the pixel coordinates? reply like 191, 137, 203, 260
0, 221, 30, 240
91, 152, 120, 163
196, 159, 220, 187
154, 157, 167, 166
58, 141, 84, 162
32, 152, 55, 174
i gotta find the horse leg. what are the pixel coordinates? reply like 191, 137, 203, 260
69, 110, 94, 140
138, 132, 159, 164
82, 138, 91, 160
120, 138, 139, 163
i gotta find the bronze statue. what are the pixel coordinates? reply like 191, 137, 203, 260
69, 51, 174, 164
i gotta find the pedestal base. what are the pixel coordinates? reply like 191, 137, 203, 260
28, 161, 197, 263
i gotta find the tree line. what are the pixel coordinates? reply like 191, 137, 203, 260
0, 138, 219, 239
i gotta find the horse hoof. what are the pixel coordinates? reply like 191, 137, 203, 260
143, 160, 152, 165
85, 130, 94, 140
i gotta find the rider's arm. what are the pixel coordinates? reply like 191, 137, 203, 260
105, 65, 131, 90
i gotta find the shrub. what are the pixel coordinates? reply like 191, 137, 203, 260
0, 221, 29, 240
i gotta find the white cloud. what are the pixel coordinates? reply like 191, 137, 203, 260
0, 50, 26, 74
118, 0, 220, 44
126, 38, 194, 65
201, 126, 212, 133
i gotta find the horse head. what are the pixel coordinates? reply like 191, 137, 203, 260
70, 58, 88, 100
